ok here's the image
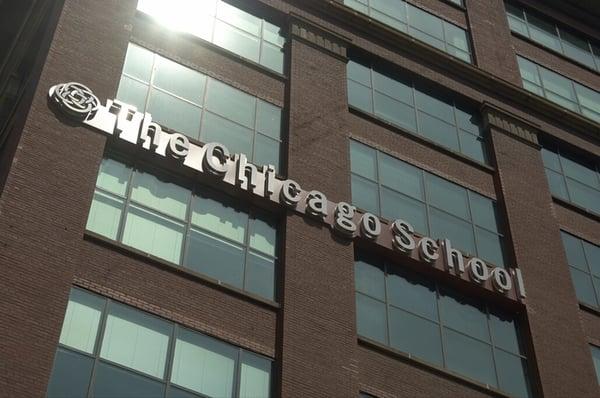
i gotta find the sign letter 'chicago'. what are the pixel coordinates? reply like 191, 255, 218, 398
49, 82, 527, 301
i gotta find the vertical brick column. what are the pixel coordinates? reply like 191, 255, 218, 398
483, 104, 599, 397
467, 0, 521, 85
279, 15, 358, 397
0, 1, 134, 396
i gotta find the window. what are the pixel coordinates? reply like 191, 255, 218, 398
561, 231, 600, 309
355, 253, 531, 397
86, 158, 278, 301
591, 345, 600, 384
506, 3, 600, 73
347, 61, 486, 163
47, 288, 272, 398
343, 0, 472, 62
350, 140, 505, 266
517, 56, 600, 123
117, 43, 284, 173
136, 0, 285, 73
541, 144, 600, 215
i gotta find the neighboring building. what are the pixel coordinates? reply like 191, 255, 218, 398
1, 0, 600, 397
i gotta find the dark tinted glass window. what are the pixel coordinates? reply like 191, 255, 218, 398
350, 140, 506, 266
354, 254, 531, 397
347, 61, 486, 163
47, 288, 273, 398
561, 231, 600, 309
86, 158, 279, 301
541, 144, 600, 215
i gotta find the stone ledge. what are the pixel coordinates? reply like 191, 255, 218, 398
289, 13, 350, 60
481, 102, 541, 148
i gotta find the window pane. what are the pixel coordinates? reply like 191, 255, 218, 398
540, 69, 576, 101
122, 205, 185, 264
527, 14, 561, 52
86, 191, 123, 240
408, 6, 443, 40
561, 232, 588, 270
389, 306, 443, 366
356, 293, 387, 344
475, 228, 505, 267
256, 100, 282, 140
469, 192, 499, 232
507, 15, 528, 37
263, 21, 285, 46
560, 155, 599, 188
351, 174, 380, 214
430, 208, 476, 255
245, 252, 275, 300
347, 61, 372, 87
490, 312, 521, 354
372, 9, 407, 32
374, 91, 417, 131
47, 348, 94, 398
217, 1, 261, 36
147, 89, 202, 138
213, 20, 261, 64
575, 84, 600, 117
260, 41, 284, 74
517, 57, 541, 85
418, 112, 460, 152
201, 111, 254, 156
440, 290, 489, 342
122, 43, 154, 83
250, 217, 277, 257
379, 153, 423, 200
458, 131, 486, 163
380, 188, 428, 234
348, 80, 373, 113
171, 328, 237, 398
239, 352, 271, 398
131, 171, 190, 220
254, 134, 280, 171
444, 23, 469, 51
541, 148, 562, 171
185, 229, 245, 288
153, 56, 206, 104
561, 31, 595, 69
96, 158, 130, 196
371, 0, 406, 22
591, 345, 600, 384
584, 242, 600, 277
444, 329, 496, 387
59, 289, 105, 354
387, 270, 437, 320
205, 79, 256, 128
569, 267, 598, 307
567, 179, 600, 214
116, 75, 148, 111
350, 141, 377, 180
191, 193, 247, 244
545, 169, 569, 200
495, 350, 531, 398
93, 362, 165, 398
415, 91, 454, 122
426, 174, 469, 220
100, 303, 170, 378
354, 259, 385, 301
372, 71, 413, 104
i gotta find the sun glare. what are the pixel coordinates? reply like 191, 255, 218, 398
137, 0, 217, 35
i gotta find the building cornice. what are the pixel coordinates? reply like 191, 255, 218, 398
290, 0, 600, 143
481, 102, 541, 148
288, 13, 350, 60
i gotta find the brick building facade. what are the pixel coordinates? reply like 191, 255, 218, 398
0, 0, 599, 397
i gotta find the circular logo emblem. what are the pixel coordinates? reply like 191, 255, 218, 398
49, 82, 99, 119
